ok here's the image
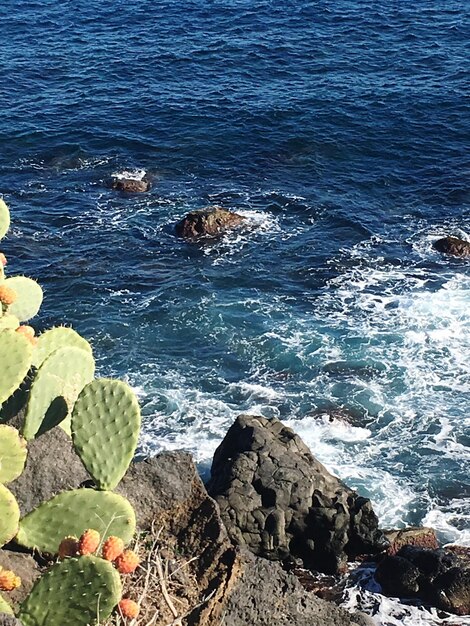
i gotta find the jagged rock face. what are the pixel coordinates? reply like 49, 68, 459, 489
433, 236, 470, 257
111, 178, 150, 192
175, 206, 245, 240
376, 546, 470, 616
207, 415, 386, 574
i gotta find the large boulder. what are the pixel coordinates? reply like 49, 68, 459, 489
207, 415, 386, 574
8, 426, 90, 515
223, 551, 374, 626
433, 236, 470, 258
175, 206, 245, 240
376, 545, 470, 615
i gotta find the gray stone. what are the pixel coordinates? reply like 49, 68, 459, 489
207, 415, 386, 573
222, 551, 375, 626
8, 426, 90, 515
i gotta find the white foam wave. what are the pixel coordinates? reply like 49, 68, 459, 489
111, 168, 147, 181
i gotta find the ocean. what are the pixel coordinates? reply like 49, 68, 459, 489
1, 1, 469, 623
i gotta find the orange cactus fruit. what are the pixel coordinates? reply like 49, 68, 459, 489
0, 569, 21, 591
118, 598, 139, 619
102, 536, 124, 561
114, 549, 140, 574
16, 325, 35, 339
78, 529, 101, 555
58, 535, 79, 559
0, 253, 7, 266
0, 285, 17, 306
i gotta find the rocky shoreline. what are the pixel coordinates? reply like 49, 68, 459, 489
1, 413, 468, 624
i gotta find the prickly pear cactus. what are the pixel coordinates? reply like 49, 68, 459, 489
0, 425, 27, 483
0, 595, 14, 616
2, 277, 42, 323
0, 199, 10, 241
0, 330, 33, 406
32, 327, 92, 368
0, 315, 19, 333
18, 555, 121, 626
23, 346, 95, 440
16, 489, 136, 554
72, 379, 141, 490
0, 483, 20, 547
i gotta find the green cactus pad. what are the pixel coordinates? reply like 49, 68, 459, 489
0, 315, 19, 333
18, 555, 121, 626
33, 327, 92, 369
0, 199, 10, 241
0, 330, 33, 405
2, 277, 42, 322
0, 483, 20, 547
0, 425, 27, 483
16, 489, 136, 554
72, 379, 141, 490
0, 595, 14, 615
23, 347, 95, 440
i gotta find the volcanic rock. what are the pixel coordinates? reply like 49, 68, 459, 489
376, 545, 470, 615
433, 236, 470, 258
111, 178, 150, 192
0, 551, 40, 608
175, 206, 245, 240
207, 414, 386, 574
383, 527, 439, 556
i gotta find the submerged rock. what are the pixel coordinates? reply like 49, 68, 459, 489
175, 206, 245, 240
207, 414, 386, 574
433, 236, 470, 258
111, 178, 150, 192
376, 545, 470, 615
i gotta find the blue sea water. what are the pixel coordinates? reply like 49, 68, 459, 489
1, 1, 469, 621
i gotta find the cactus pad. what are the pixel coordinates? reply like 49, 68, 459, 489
33, 327, 92, 368
0, 484, 20, 547
0, 315, 19, 333
23, 347, 95, 439
0, 595, 14, 616
16, 489, 136, 554
2, 277, 42, 322
18, 555, 121, 626
0, 199, 10, 241
0, 330, 33, 405
0, 425, 27, 483
72, 379, 141, 490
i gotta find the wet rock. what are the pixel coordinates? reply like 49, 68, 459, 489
223, 551, 375, 626
207, 415, 386, 574
111, 178, 150, 192
375, 546, 470, 615
383, 527, 439, 556
8, 426, 90, 515
0, 550, 41, 608
433, 236, 470, 258
175, 206, 245, 240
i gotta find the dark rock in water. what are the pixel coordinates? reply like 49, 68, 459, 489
8, 426, 90, 515
375, 545, 470, 615
222, 551, 375, 626
175, 206, 245, 240
207, 414, 386, 574
433, 236, 470, 258
383, 526, 439, 556
0, 551, 40, 607
111, 178, 150, 192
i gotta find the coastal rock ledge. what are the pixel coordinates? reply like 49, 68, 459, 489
433, 236, 470, 257
207, 414, 386, 574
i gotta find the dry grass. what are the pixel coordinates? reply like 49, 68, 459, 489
102, 523, 205, 626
